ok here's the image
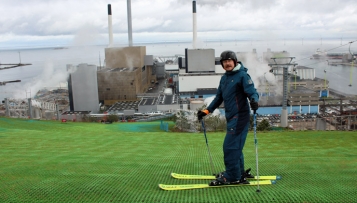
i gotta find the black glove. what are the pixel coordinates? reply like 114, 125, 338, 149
197, 110, 208, 121
250, 99, 259, 111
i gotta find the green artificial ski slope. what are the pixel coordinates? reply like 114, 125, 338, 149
0, 117, 356, 202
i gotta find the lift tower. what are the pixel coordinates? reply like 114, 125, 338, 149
268, 57, 298, 127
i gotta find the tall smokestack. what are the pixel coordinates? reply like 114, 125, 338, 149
192, 0, 197, 49
108, 4, 113, 47
127, 0, 133, 46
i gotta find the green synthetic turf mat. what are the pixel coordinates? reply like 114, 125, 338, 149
0, 117, 356, 202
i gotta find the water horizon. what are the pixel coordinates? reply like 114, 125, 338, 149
1, 39, 356, 101
1, 37, 355, 51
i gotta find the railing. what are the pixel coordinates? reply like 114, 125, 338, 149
136, 114, 173, 122
267, 115, 357, 131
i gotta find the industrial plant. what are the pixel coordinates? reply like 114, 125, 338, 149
1, 1, 356, 131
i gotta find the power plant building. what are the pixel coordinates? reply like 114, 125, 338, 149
294, 66, 315, 80
67, 63, 99, 113
97, 46, 157, 105
178, 49, 223, 98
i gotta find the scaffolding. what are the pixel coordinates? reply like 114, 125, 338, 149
4, 98, 62, 120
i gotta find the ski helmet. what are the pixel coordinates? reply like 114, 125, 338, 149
220, 50, 238, 67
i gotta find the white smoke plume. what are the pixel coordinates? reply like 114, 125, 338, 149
72, 23, 102, 47
3, 61, 69, 99
204, 96, 221, 116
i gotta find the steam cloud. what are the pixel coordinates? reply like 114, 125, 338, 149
2, 61, 69, 100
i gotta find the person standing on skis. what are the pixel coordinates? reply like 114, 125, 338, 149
197, 50, 259, 186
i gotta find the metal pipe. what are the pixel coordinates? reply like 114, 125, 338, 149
127, 0, 133, 46
192, 1, 197, 49
108, 4, 113, 47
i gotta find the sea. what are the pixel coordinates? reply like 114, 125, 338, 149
1, 39, 356, 101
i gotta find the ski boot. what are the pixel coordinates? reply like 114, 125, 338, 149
209, 174, 249, 186
243, 168, 254, 179
216, 168, 254, 179
215, 171, 225, 178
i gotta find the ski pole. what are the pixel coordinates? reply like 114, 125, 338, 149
201, 119, 216, 175
253, 110, 261, 192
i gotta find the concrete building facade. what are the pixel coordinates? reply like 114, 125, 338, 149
68, 63, 99, 113
105, 46, 146, 69
294, 66, 315, 80
97, 66, 156, 105
98, 46, 156, 105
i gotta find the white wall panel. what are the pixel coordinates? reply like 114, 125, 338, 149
187, 49, 215, 72
71, 64, 99, 113
178, 75, 222, 92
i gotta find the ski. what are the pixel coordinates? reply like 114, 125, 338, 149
159, 180, 276, 191
171, 173, 281, 180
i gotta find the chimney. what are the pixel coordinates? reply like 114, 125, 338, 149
192, 1, 197, 49
127, 0, 133, 46
108, 4, 113, 47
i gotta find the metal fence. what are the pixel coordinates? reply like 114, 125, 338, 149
269, 115, 357, 131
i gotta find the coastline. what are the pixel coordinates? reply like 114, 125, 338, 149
1, 39, 356, 101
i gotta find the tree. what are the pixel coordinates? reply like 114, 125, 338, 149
205, 114, 226, 132
166, 114, 177, 122
88, 116, 98, 122
174, 110, 191, 132
257, 119, 271, 131
107, 115, 119, 122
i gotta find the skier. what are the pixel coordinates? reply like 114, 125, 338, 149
197, 50, 259, 186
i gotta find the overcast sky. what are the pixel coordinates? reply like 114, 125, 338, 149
0, 0, 356, 48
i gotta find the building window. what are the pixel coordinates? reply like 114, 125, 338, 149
142, 66, 145, 72
106, 88, 110, 91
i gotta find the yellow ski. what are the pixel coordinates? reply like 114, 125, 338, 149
159, 180, 276, 191
171, 173, 281, 180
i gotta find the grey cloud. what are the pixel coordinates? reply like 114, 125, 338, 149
0, 0, 122, 36
0, 0, 357, 47
285, 0, 355, 14
172, 0, 279, 9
